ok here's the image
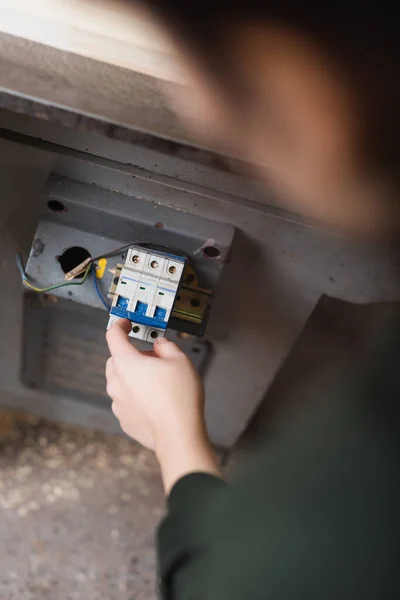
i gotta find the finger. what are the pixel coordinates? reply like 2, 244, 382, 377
111, 401, 121, 419
106, 377, 118, 400
105, 357, 114, 380
106, 373, 130, 405
106, 319, 137, 358
153, 337, 183, 359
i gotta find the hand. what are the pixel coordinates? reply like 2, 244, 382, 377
106, 319, 204, 450
105, 320, 221, 493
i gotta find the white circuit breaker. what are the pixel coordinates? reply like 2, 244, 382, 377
107, 246, 185, 342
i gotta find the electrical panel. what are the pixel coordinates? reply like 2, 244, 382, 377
107, 246, 185, 342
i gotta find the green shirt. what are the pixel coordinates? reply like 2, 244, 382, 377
158, 326, 400, 599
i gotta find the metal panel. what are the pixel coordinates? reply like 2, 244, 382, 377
24, 176, 235, 317
0, 104, 266, 207
21, 294, 210, 406
1, 137, 400, 448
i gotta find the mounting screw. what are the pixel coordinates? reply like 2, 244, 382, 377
132, 255, 140, 264
168, 265, 177, 274
150, 260, 159, 269
150, 330, 159, 339
132, 325, 140, 333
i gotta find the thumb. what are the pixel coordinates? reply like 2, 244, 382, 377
106, 318, 136, 357
153, 337, 183, 360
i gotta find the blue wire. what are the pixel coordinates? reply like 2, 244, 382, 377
18, 252, 109, 310
93, 269, 110, 311
16, 253, 27, 279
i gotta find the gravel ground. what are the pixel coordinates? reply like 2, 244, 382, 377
0, 410, 165, 600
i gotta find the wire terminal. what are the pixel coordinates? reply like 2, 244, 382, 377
64, 258, 92, 281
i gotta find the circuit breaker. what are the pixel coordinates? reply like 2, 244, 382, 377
107, 246, 185, 341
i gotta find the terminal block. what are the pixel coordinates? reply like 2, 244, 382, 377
107, 246, 185, 342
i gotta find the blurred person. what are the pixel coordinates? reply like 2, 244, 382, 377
106, 2, 399, 599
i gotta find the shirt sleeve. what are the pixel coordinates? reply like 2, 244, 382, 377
157, 472, 228, 600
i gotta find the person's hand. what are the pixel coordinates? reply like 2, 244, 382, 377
106, 319, 204, 450
106, 319, 221, 493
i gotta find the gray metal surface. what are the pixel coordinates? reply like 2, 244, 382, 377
240, 296, 400, 447
0, 101, 264, 206
25, 175, 234, 310
1, 134, 400, 448
21, 294, 210, 411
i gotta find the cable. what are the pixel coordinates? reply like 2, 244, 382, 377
18, 241, 190, 292
91, 242, 142, 262
91, 242, 190, 263
16, 252, 27, 279
17, 253, 92, 293
92, 266, 110, 311
65, 242, 188, 281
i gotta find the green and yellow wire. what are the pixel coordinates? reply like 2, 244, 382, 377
16, 252, 92, 293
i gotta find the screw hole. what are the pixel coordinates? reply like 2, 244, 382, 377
47, 200, 66, 213
132, 325, 140, 333
190, 299, 200, 307
203, 246, 221, 259
169, 266, 177, 274
150, 260, 159, 269
150, 331, 159, 339
67, 291, 73, 297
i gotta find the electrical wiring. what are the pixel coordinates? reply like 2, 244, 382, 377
66, 242, 190, 282
17, 253, 92, 293
18, 241, 190, 294
16, 252, 27, 279
17, 252, 108, 310
92, 267, 110, 311
90, 241, 190, 263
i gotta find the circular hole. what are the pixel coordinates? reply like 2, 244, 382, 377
131, 255, 140, 264
185, 273, 195, 284
150, 260, 159, 269
190, 298, 200, 307
150, 331, 159, 339
67, 291, 73, 297
47, 200, 66, 213
58, 246, 91, 278
191, 347, 201, 354
132, 325, 140, 333
169, 266, 177, 274
203, 245, 221, 259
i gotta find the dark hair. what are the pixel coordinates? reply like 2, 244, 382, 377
140, 1, 398, 175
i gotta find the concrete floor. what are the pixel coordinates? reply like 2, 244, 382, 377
0, 410, 165, 600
